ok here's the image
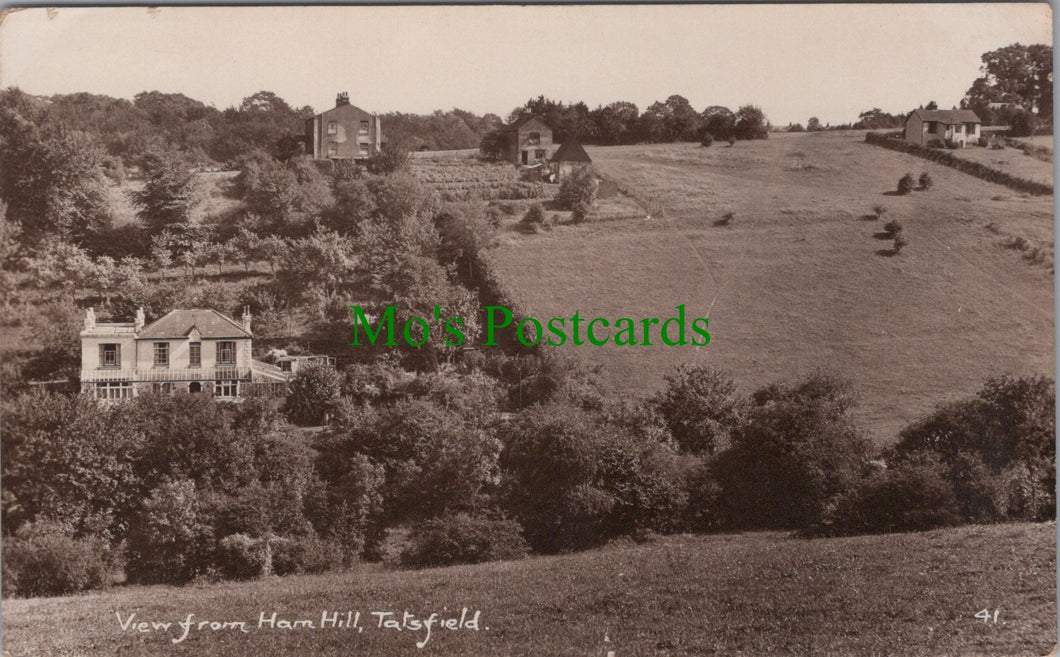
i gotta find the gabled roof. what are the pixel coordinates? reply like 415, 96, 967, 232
138, 309, 250, 340
909, 108, 981, 124
504, 115, 551, 133
552, 141, 592, 163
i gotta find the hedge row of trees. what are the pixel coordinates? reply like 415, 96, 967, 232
4, 360, 1052, 597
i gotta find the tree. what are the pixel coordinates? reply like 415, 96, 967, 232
654, 364, 740, 454
558, 167, 598, 222
478, 129, 507, 160
284, 361, 343, 426
734, 105, 769, 140
807, 116, 823, 132
715, 374, 872, 529
701, 106, 735, 142
133, 150, 197, 234
963, 43, 1053, 118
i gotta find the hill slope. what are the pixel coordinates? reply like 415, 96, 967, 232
488, 132, 1054, 441
2, 522, 1054, 656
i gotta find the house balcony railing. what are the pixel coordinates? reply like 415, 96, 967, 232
80, 367, 253, 383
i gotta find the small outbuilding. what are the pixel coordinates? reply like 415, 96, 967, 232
550, 140, 592, 181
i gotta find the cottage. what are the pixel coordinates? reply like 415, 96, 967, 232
903, 108, 981, 148
501, 115, 554, 166
80, 307, 286, 400
305, 92, 382, 160
549, 140, 592, 181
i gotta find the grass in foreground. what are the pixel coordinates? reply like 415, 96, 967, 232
2, 522, 1054, 656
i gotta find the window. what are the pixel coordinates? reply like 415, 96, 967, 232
152, 382, 173, 394
216, 341, 236, 365
189, 342, 201, 368
280, 360, 292, 373
359, 121, 369, 134
358, 143, 369, 157
96, 381, 132, 400
99, 343, 121, 368
214, 380, 238, 398
953, 124, 963, 133
327, 121, 337, 135
153, 342, 169, 367
527, 131, 541, 145
327, 142, 338, 157
925, 121, 937, 133
535, 149, 546, 160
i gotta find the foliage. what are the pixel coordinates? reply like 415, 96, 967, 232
1009, 109, 1039, 137
734, 105, 769, 140
883, 218, 903, 236
558, 167, 598, 222
2, 522, 111, 597
701, 106, 736, 142
399, 512, 529, 568
700, 133, 714, 147
897, 173, 915, 195
963, 43, 1053, 119
133, 150, 198, 234
284, 361, 344, 426
807, 116, 823, 131
918, 172, 933, 190
654, 364, 740, 454
714, 374, 872, 529
365, 141, 411, 176
124, 478, 215, 584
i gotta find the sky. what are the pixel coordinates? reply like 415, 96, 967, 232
0, 4, 1052, 126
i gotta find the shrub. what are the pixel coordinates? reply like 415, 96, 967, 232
654, 364, 740, 454
558, 168, 598, 223
215, 533, 265, 580
272, 534, 344, 575
700, 133, 714, 147
521, 203, 546, 226
897, 173, 915, 194
883, 219, 903, 236
1009, 110, 1038, 138
918, 172, 933, 190
124, 479, 215, 585
824, 453, 960, 536
400, 513, 529, 568
978, 136, 990, 147
2, 523, 110, 597
284, 361, 343, 426
872, 205, 887, 220
893, 235, 908, 253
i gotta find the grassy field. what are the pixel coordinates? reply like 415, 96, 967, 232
2, 522, 1054, 656
488, 131, 1054, 442
948, 144, 1054, 186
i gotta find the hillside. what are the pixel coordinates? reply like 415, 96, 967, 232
488, 131, 1054, 442
2, 522, 1053, 656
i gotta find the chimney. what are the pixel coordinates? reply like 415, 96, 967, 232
242, 305, 252, 333
336, 92, 350, 107
84, 307, 96, 331
134, 307, 145, 333
926, 100, 938, 110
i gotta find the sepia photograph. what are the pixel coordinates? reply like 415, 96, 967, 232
0, 3, 1054, 655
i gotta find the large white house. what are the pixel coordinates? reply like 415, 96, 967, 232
79, 307, 286, 400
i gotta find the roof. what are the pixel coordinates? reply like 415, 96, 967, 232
137, 309, 251, 340
552, 141, 592, 163
504, 115, 551, 133
909, 108, 981, 124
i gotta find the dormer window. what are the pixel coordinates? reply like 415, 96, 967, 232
527, 131, 541, 145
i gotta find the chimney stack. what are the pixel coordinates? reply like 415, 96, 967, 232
336, 92, 350, 107
242, 306, 252, 333
134, 307, 145, 333
84, 308, 96, 331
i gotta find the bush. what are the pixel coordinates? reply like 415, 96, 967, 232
215, 533, 265, 580
558, 167, 598, 222
897, 173, 915, 194
272, 534, 344, 575
3, 523, 110, 597
521, 203, 547, 226
284, 361, 343, 426
823, 454, 960, 536
400, 513, 529, 568
124, 479, 215, 585
700, 133, 714, 147
918, 172, 933, 190
978, 136, 990, 147
1009, 110, 1038, 138
871, 205, 887, 220
883, 219, 903, 236
893, 235, 908, 253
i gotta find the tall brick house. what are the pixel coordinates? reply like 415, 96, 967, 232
305, 92, 382, 160
502, 115, 554, 166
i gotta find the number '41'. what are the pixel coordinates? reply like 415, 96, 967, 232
975, 609, 1000, 624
